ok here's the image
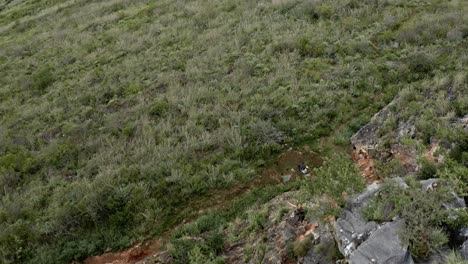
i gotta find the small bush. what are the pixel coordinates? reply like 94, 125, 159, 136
318, 3, 334, 19
188, 246, 221, 264
247, 210, 268, 232
308, 155, 365, 206
32, 67, 55, 94
295, 36, 325, 57
169, 229, 225, 264
149, 100, 170, 118
313, 241, 343, 262
445, 251, 468, 264
418, 158, 437, 180
364, 179, 453, 260
448, 133, 468, 166
293, 237, 312, 257
44, 142, 79, 170
124, 84, 142, 96
0, 149, 37, 173
437, 159, 467, 201
429, 228, 448, 251
406, 52, 434, 74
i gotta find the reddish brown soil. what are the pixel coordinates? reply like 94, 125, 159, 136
84, 148, 322, 264
352, 148, 379, 183
261, 146, 322, 182
424, 141, 441, 163
83, 240, 160, 264
392, 145, 418, 173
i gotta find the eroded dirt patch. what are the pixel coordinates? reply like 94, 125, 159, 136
84, 147, 322, 264
84, 240, 160, 264
352, 148, 378, 183
261, 146, 322, 182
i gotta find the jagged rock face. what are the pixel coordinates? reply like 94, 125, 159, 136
350, 95, 422, 176
351, 96, 400, 152
303, 225, 335, 264
457, 228, 468, 244
349, 220, 414, 264
333, 182, 414, 264
461, 240, 468, 260
334, 210, 379, 257
334, 178, 468, 264
456, 228, 468, 261
351, 93, 466, 179
459, 114, 468, 131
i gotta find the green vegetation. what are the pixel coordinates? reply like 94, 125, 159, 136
446, 251, 468, 264
292, 237, 312, 257
418, 157, 437, 180
363, 177, 463, 260
0, 0, 466, 263
167, 183, 298, 263
306, 155, 365, 208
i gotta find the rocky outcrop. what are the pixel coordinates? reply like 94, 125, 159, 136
333, 178, 468, 264
458, 114, 468, 131
333, 184, 382, 257
221, 190, 352, 264
140, 178, 467, 264
349, 220, 414, 264
456, 228, 468, 260
303, 224, 335, 264
351, 96, 400, 152
335, 209, 379, 257
350, 95, 466, 178
334, 182, 414, 264
461, 240, 468, 260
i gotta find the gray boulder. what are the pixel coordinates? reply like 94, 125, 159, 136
334, 179, 417, 264
349, 220, 414, 264
420, 178, 439, 191
420, 178, 466, 211
347, 182, 382, 209
412, 248, 451, 264
461, 240, 468, 260
304, 224, 335, 264
443, 191, 466, 210
335, 183, 383, 257
457, 228, 468, 243
335, 210, 379, 257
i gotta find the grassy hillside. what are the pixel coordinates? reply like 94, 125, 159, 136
0, 0, 466, 263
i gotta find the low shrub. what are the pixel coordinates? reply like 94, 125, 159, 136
247, 210, 268, 232
124, 84, 142, 96
445, 251, 467, 264
31, 67, 55, 94
295, 36, 326, 57
405, 52, 435, 75
363, 179, 453, 260
44, 142, 79, 170
149, 100, 170, 118
293, 237, 312, 257
418, 158, 437, 180
307, 155, 365, 206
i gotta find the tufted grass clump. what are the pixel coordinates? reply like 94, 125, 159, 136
293, 237, 313, 257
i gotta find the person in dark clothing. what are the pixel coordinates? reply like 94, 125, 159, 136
298, 162, 309, 174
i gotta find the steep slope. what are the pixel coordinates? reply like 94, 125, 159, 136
0, 0, 466, 263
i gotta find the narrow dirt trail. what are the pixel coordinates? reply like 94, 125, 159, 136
84, 148, 322, 264
83, 240, 160, 264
